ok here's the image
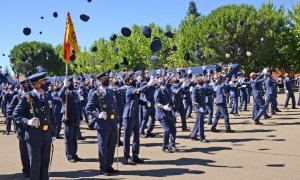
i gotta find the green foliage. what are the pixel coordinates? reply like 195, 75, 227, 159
10, 41, 65, 76
2, 65, 11, 77
9, 1, 300, 75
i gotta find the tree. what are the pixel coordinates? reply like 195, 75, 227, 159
187, 1, 200, 17
10, 41, 65, 76
3, 65, 11, 77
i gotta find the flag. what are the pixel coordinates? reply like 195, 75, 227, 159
64, 12, 79, 64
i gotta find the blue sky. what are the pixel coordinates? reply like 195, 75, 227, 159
0, 0, 295, 73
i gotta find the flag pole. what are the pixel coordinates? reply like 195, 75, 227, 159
65, 63, 69, 122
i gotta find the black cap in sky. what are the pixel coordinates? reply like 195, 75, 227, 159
87, 0, 92, 2
120, 57, 128, 66
164, 31, 174, 38
150, 55, 158, 61
39, 31, 42, 35
110, 34, 117, 41
150, 38, 162, 52
23, 27, 31, 36
172, 45, 177, 51
41, 16, 44, 19
2, 54, 5, 56
91, 46, 97, 52
70, 53, 76, 61
114, 63, 120, 70
80, 14, 90, 22
113, 46, 118, 53
53, 12, 58, 18
121, 27, 131, 37
142, 26, 151, 38
240, 20, 244, 26
184, 52, 190, 61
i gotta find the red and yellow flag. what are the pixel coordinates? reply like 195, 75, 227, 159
64, 12, 79, 64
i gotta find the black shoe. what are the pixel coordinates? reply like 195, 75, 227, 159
107, 168, 120, 174
264, 116, 272, 119
200, 139, 210, 143
100, 169, 110, 176
276, 110, 281, 112
162, 148, 173, 153
292, 107, 297, 109
211, 127, 220, 132
133, 157, 144, 164
229, 112, 234, 114
207, 122, 212, 125
56, 136, 63, 139
271, 112, 276, 115
145, 133, 156, 138
22, 173, 30, 177
75, 156, 83, 161
123, 158, 136, 165
118, 141, 123, 146
187, 115, 193, 118
225, 129, 235, 133
2, 132, 9, 135
68, 158, 77, 163
190, 137, 199, 141
255, 121, 264, 125
169, 146, 179, 152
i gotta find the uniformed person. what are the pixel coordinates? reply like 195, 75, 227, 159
203, 78, 214, 125
7, 80, 30, 177
229, 75, 239, 116
3, 85, 18, 134
122, 73, 155, 165
283, 73, 296, 109
155, 77, 177, 152
13, 72, 56, 180
211, 75, 235, 133
85, 72, 119, 176
58, 77, 82, 162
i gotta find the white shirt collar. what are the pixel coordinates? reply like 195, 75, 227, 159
33, 89, 44, 100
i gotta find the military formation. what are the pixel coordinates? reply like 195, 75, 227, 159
0, 66, 299, 179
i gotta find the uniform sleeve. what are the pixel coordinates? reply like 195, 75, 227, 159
85, 91, 101, 119
58, 86, 67, 102
154, 89, 164, 109
6, 95, 18, 117
13, 94, 30, 125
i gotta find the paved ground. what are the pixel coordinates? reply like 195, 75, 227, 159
0, 93, 300, 180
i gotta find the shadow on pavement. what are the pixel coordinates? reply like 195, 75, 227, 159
180, 146, 232, 154
121, 168, 205, 177
145, 158, 243, 169
0, 173, 26, 180
266, 164, 285, 167
211, 138, 265, 143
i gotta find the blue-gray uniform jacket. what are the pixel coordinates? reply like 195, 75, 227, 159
13, 91, 56, 142
182, 86, 191, 101
3, 91, 18, 110
58, 86, 81, 126
203, 83, 214, 105
51, 91, 63, 120
284, 78, 294, 93
170, 83, 184, 109
229, 80, 239, 97
110, 87, 126, 119
264, 77, 276, 96
215, 83, 228, 104
140, 82, 156, 108
154, 87, 174, 120
85, 88, 118, 129
6, 94, 24, 139
122, 85, 149, 119
191, 86, 205, 112
251, 74, 265, 99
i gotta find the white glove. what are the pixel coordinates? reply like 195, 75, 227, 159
80, 96, 84, 101
98, 112, 107, 120
188, 69, 192, 74
163, 105, 172, 111
137, 75, 142, 83
213, 86, 218, 91
189, 86, 194, 92
182, 82, 187, 88
147, 78, 156, 86
52, 137, 56, 142
242, 85, 246, 88
285, 90, 289, 94
120, 85, 128, 90
199, 107, 204, 113
27, 118, 39, 126
64, 78, 68, 87
147, 101, 151, 107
